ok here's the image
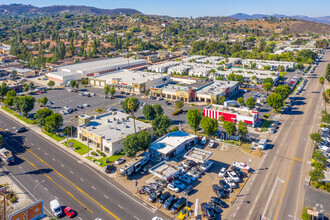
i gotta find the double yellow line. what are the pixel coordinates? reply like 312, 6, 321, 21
0, 128, 120, 220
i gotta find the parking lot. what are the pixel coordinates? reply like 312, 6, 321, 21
109, 140, 261, 219
27, 80, 203, 127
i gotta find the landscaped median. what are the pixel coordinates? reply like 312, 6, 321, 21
63, 139, 91, 155
1, 106, 36, 124
86, 154, 125, 167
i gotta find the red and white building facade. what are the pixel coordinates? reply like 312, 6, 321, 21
203, 104, 259, 127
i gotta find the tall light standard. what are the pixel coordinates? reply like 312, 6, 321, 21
33, 180, 45, 200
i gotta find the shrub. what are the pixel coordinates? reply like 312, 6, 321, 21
320, 123, 327, 128
263, 114, 269, 119
6, 193, 13, 200
91, 151, 98, 156
312, 181, 322, 188
95, 108, 103, 113
172, 109, 183, 116
326, 182, 330, 192
10, 196, 17, 203
96, 150, 106, 157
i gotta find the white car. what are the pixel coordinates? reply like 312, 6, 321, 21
228, 171, 240, 183
201, 136, 207, 145
318, 145, 330, 152
219, 167, 227, 177
187, 170, 200, 179
156, 97, 163, 101
152, 217, 163, 220
232, 161, 251, 172
167, 183, 180, 193
200, 160, 213, 171
83, 103, 90, 107
224, 176, 236, 189
208, 140, 215, 148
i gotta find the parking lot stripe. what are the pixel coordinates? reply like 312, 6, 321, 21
104, 195, 109, 199
80, 178, 84, 182
118, 205, 123, 209
91, 186, 96, 190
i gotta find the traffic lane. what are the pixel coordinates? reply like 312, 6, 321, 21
0, 113, 158, 220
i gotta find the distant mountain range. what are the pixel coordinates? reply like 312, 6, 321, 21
230, 13, 330, 24
0, 4, 141, 16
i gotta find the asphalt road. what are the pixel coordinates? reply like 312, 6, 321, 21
0, 112, 168, 220
224, 54, 329, 220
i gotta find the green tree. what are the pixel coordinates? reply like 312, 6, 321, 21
313, 150, 327, 164
6, 90, 16, 98
309, 168, 325, 182
246, 97, 255, 109
310, 133, 322, 144
278, 65, 285, 72
0, 82, 9, 100
218, 96, 226, 105
4, 97, 14, 109
142, 104, 155, 120
44, 113, 63, 133
319, 77, 325, 111
70, 80, 76, 89
153, 104, 163, 117
187, 108, 202, 133
47, 80, 55, 88
152, 115, 171, 137
223, 121, 237, 135
201, 117, 218, 137
29, 82, 35, 89
237, 97, 245, 106
267, 94, 283, 112
109, 86, 116, 98
137, 130, 152, 151
122, 134, 140, 157
75, 82, 79, 90
35, 108, 53, 127
263, 82, 273, 93
40, 96, 48, 106
0, 135, 3, 146
122, 97, 139, 133
238, 121, 248, 138
274, 85, 291, 100
16, 96, 36, 116
263, 78, 274, 86
104, 85, 110, 98
175, 101, 184, 110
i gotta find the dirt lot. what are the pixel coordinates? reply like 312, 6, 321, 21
110, 142, 261, 219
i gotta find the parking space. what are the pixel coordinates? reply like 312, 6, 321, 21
111, 141, 260, 219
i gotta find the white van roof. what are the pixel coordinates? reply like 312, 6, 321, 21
50, 199, 60, 207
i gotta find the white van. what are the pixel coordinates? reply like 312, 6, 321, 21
50, 199, 62, 216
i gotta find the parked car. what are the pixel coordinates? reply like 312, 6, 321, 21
149, 191, 162, 202
201, 137, 207, 145
141, 186, 153, 195
172, 180, 186, 190
83, 103, 90, 107
228, 171, 240, 183
208, 140, 215, 148
184, 174, 196, 182
212, 184, 225, 198
156, 97, 163, 101
224, 176, 236, 189
182, 160, 197, 169
183, 185, 194, 195
64, 206, 75, 218
179, 175, 192, 184
158, 192, 171, 204
219, 180, 230, 192
200, 202, 216, 219
171, 197, 186, 213
167, 183, 180, 193
114, 157, 125, 165
208, 202, 222, 213
77, 105, 84, 109
187, 170, 200, 179
16, 127, 27, 133
200, 160, 213, 171
210, 196, 228, 208
148, 183, 160, 191
105, 164, 115, 173
164, 195, 177, 210
232, 161, 251, 172
218, 167, 227, 177
155, 179, 167, 188
232, 166, 244, 178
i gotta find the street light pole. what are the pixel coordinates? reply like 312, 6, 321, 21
33, 180, 45, 200
87, 137, 90, 157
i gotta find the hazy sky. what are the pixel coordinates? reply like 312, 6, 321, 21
2, 0, 329, 17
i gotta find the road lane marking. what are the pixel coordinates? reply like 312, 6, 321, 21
52, 158, 56, 161
70, 171, 74, 174
133, 216, 139, 220
293, 157, 302, 162
80, 178, 84, 182
31, 143, 34, 145
19, 166, 22, 169
118, 205, 123, 209
37, 147, 40, 150
91, 186, 96, 190
78, 218, 83, 220
44, 187, 48, 191
61, 164, 64, 167
104, 195, 109, 199
45, 153, 48, 155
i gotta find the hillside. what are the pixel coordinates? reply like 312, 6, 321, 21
0, 4, 141, 16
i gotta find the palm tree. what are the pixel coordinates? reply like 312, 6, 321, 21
319, 77, 326, 111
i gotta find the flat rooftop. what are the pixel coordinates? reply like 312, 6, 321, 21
80, 112, 151, 143
149, 130, 197, 155
93, 70, 169, 84
149, 161, 182, 179
47, 71, 81, 77
196, 80, 238, 95
204, 104, 257, 117
58, 57, 146, 72
184, 147, 212, 163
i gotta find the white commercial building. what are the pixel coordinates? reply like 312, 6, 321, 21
149, 131, 198, 160
46, 71, 82, 83
89, 70, 171, 93
77, 111, 152, 156
241, 59, 295, 71
46, 57, 147, 83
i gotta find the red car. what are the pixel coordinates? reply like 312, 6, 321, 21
64, 206, 75, 218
